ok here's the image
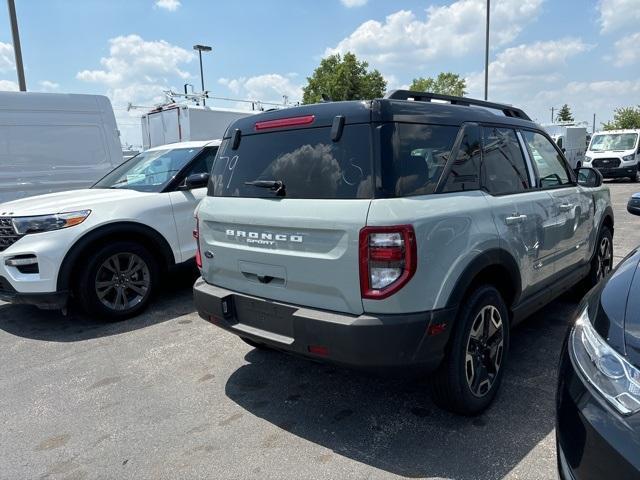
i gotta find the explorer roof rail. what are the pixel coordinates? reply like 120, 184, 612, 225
384, 90, 532, 121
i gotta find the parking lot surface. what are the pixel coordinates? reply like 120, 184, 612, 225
1, 181, 639, 480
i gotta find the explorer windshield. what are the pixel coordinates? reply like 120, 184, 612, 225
94, 147, 202, 192
589, 133, 638, 152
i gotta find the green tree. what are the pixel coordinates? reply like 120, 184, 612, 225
556, 104, 574, 122
302, 52, 386, 104
409, 72, 467, 97
603, 106, 640, 130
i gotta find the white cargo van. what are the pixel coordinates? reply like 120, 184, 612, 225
584, 129, 640, 181
141, 104, 255, 150
544, 124, 587, 169
0, 92, 122, 203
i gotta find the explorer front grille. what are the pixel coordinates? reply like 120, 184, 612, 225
0, 218, 22, 252
593, 158, 621, 168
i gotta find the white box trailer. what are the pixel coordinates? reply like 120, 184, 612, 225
141, 104, 255, 150
0, 92, 123, 203
544, 124, 587, 169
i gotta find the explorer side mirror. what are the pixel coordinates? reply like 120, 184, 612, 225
628, 193, 640, 216
576, 167, 602, 188
184, 173, 209, 189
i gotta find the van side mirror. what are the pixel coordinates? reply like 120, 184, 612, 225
576, 167, 602, 188
628, 194, 640, 216
183, 172, 209, 189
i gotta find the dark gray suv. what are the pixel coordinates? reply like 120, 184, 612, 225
193, 91, 614, 415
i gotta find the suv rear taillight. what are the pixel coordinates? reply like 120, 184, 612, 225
359, 225, 416, 299
193, 214, 202, 269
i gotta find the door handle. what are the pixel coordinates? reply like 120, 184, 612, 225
559, 203, 574, 212
505, 214, 527, 225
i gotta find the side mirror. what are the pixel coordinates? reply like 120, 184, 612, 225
576, 167, 603, 188
628, 193, 640, 216
183, 172, 209, 189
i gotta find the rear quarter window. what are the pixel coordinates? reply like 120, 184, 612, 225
380, 123, 459, 197
209, 125, 373, 199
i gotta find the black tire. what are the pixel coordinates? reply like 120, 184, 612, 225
76, 241, 159, 321
586, 226, 613, 287
429, 285, 509, 416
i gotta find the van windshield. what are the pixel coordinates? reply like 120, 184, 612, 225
589, 133, 638, 152
94, 147, 202, 192
209, 125, 373, 199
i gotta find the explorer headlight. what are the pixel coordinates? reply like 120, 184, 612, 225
571, 307, 640, 415
11, 210, 91, 235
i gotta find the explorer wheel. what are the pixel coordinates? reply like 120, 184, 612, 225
77, 241, 158, 321
588, 227, 613, 286
429, 285, 509, 415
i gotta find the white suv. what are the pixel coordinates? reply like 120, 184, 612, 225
0, 139, 220, 319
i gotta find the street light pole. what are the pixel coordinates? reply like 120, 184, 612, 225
7, 0, 26, 91
484, 0, 490, 100
193, 44, 212, 106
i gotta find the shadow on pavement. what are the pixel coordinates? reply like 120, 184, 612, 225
225, 295, 578, 479
0, 266, 198, 342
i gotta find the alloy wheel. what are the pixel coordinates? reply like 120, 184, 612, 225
95, 253, 151, 311
596, 236, 613, 281
465, 305, 505, 398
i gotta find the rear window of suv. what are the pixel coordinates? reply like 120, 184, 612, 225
209, 125, 373, 199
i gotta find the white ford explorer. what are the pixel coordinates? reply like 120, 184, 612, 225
0, 139, 220, 319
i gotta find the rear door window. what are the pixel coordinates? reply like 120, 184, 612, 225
210, 125, 373, 199
481, 127, 531, 195
380, 123, 459, 197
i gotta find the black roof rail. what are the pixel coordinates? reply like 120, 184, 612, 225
384, 90, 532, 121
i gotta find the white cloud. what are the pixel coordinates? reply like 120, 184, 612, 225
155, 0, 181, 11
77, 34, 193, 87
341, 0, 368, 7
77, 34, 195, 147
0, 42, 15, 73
38, 80, 60, 92
326, 0, 543, 68
598, 0, 640, 33
466, 38, 593, 95
460, 37, 633, 129
611, 31, 640, 66
218, 74, 302, 103
0, 79, 18, 91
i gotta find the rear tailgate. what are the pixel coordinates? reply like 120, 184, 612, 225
198, 197, 370, 314
197, 108, 373, 316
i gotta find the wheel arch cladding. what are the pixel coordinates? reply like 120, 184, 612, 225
57, 222, 176, 292
447, 249, 521, 314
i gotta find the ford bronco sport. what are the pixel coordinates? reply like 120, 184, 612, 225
193, 91, 613, 415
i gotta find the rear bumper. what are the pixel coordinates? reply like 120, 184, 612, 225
193, 277, 456, 372
0, 276, 67, 309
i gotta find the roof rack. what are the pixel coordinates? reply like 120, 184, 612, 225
384, 90, 532, 121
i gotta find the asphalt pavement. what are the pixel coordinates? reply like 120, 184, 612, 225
1, 180, 639, 480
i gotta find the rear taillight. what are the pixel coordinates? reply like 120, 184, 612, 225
194, 214, 202, 269
359, 225, 416, 299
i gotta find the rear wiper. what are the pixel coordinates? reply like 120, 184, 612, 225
244, 180, 286, 197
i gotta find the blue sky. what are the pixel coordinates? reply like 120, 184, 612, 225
1, 0, 639, 147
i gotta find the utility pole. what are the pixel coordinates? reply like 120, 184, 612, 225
484, 0, 490, 100
193, 44, 212, 106
7, 0, 26, 91
551, 107, 555, 123
593, 113, 596, 133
